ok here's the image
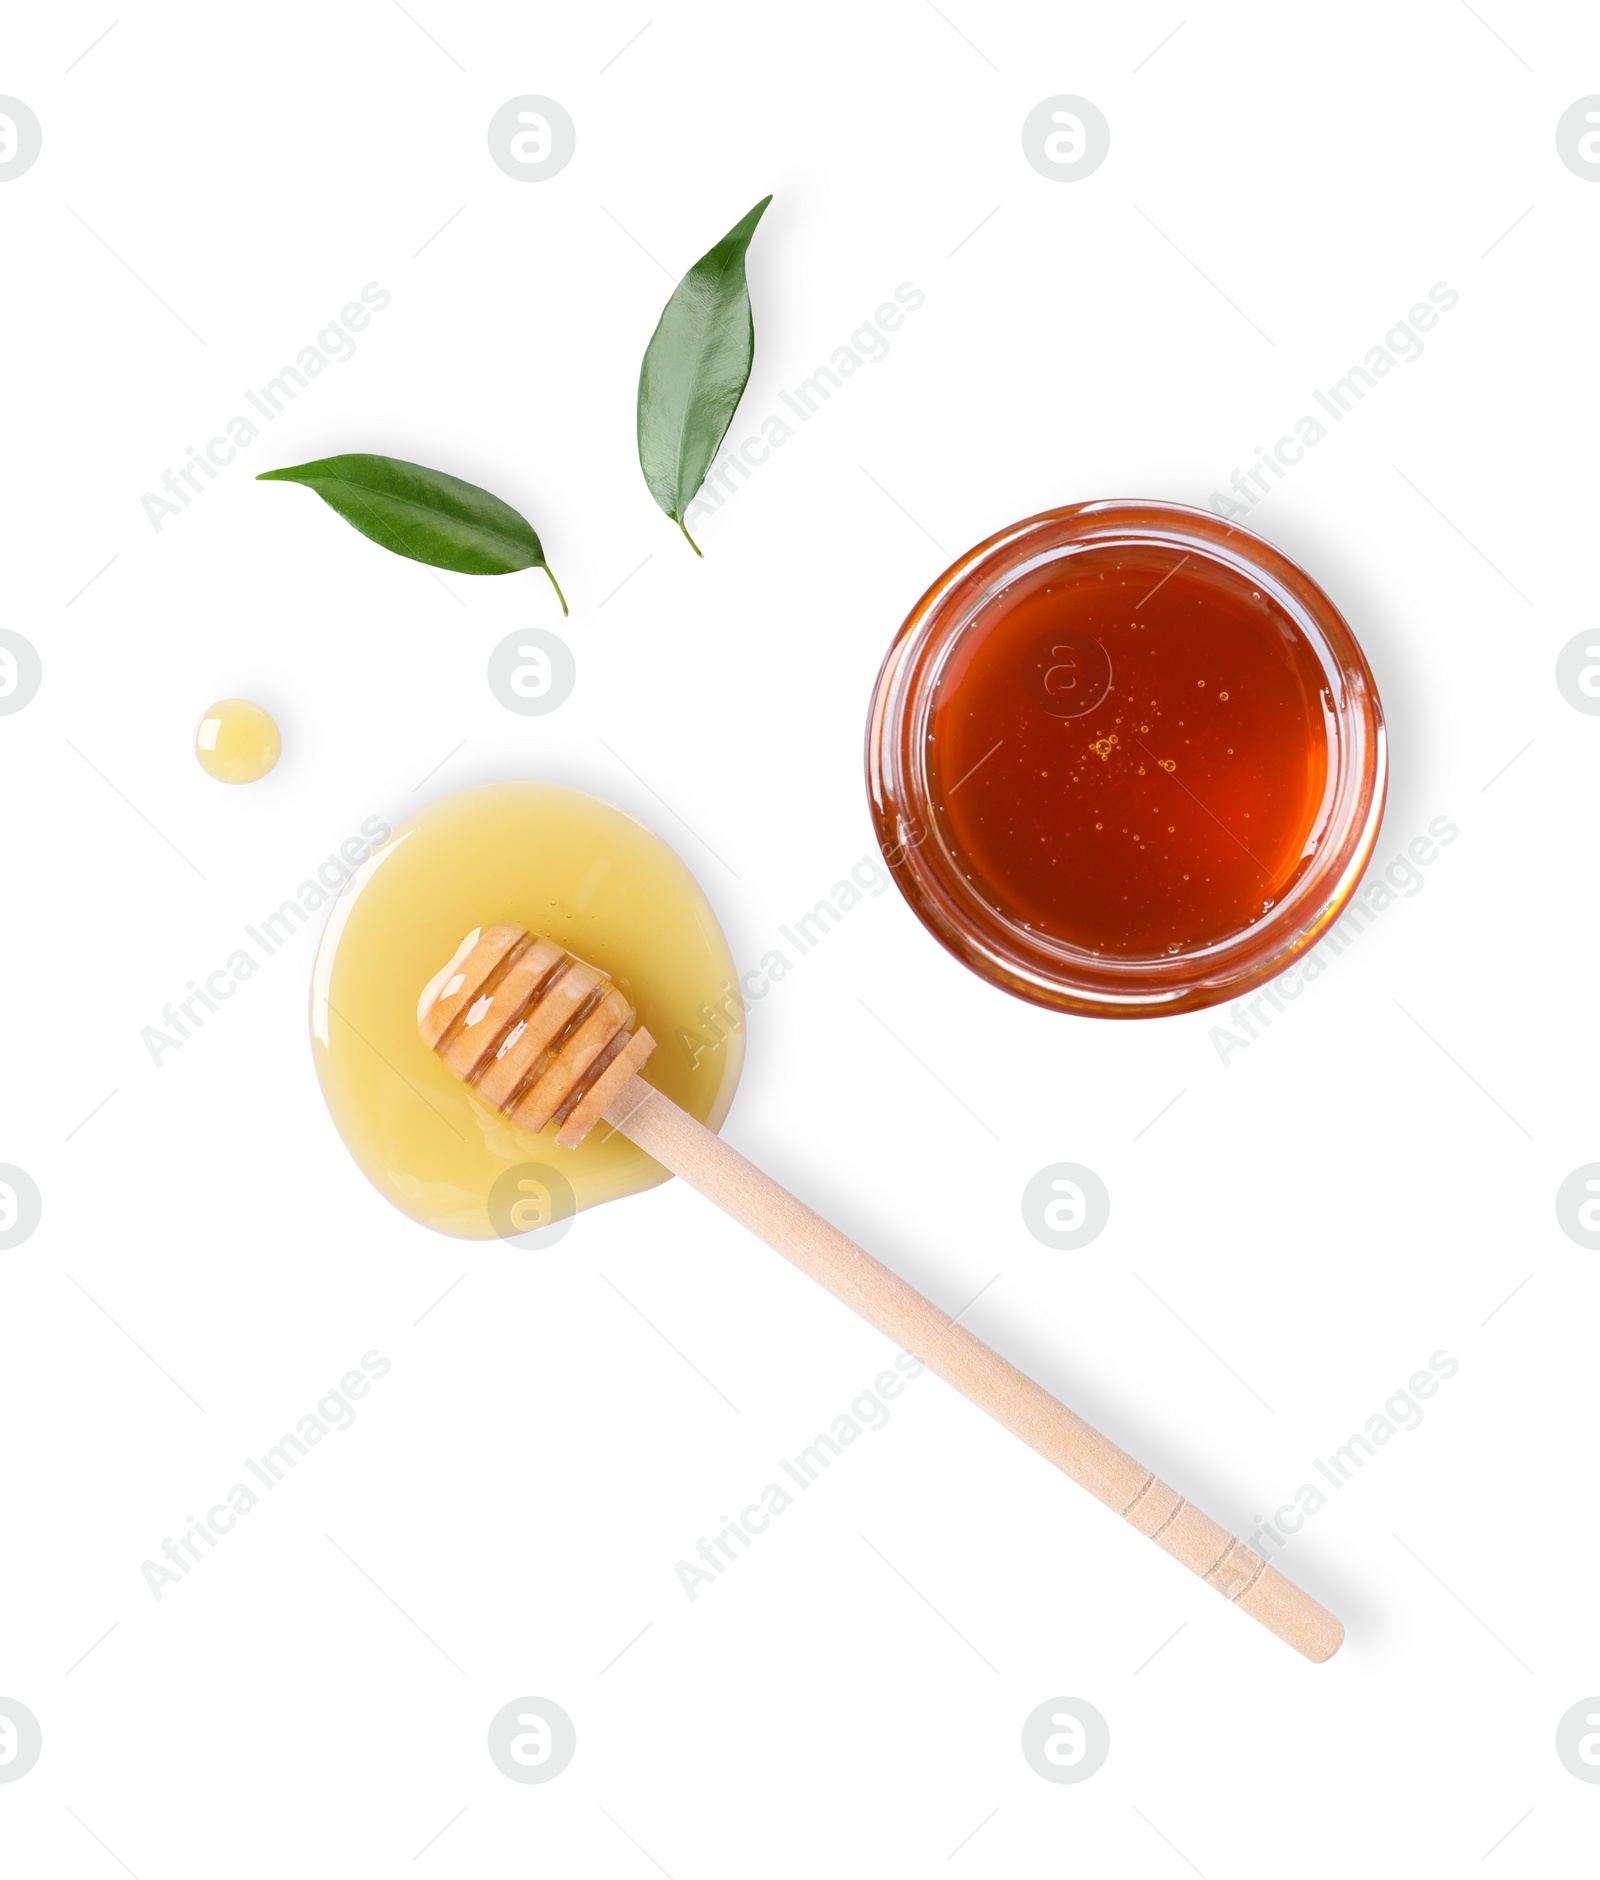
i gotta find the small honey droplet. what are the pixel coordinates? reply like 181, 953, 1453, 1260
194, 698, 280, 785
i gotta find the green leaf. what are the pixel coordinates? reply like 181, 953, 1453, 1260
637, 195, 773, 554
257, 453, 567, 613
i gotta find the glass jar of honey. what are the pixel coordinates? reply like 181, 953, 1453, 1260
866, 501, 1386, 1017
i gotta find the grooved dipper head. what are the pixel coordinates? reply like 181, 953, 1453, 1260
418, 925, 656, 1148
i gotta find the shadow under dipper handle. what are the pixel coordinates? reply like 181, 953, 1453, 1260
604, 1074, 1344, 1665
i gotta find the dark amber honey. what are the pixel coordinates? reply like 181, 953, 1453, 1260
867, 502, 1385, 1018
928, 544, 1329, 958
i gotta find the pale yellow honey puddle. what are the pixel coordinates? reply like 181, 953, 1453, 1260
311, 781, 743, 1238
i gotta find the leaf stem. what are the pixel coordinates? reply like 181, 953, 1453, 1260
677, 517, 704, 558
542, 564, 570, 616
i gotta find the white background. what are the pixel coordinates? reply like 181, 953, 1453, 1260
2, 3, 1597, 1873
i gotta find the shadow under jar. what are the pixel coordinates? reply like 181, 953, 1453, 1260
866, 501, 1386, 1018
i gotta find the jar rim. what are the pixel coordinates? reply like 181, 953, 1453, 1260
865, 500, 1388, 1018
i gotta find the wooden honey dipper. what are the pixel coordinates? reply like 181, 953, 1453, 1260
420, 923, 1344, 1663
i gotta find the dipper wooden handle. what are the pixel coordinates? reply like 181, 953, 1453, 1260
420, 926, 1344, 1664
